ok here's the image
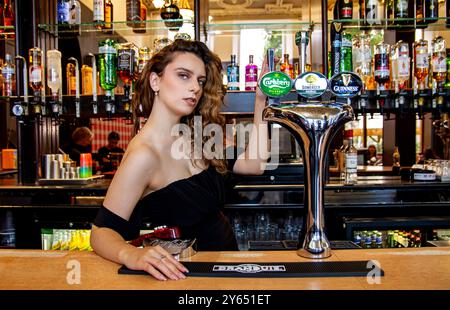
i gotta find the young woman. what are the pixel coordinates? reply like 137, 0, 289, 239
91, 40, 269, 281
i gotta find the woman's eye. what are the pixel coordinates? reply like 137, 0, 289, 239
198, 80, 206, 87
179, 73, 189, 79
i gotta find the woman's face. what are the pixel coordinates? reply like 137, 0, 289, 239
368, 146, 376, 154
151, 52, 207, 117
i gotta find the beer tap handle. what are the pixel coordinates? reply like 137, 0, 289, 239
267, 48, 275, 72
68, 57, 81, 118
265, 48, 281, 106
295, 30, 309, 75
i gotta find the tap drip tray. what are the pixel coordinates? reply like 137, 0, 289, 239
247, 240, 361, 251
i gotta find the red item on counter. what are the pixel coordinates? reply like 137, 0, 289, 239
129, 226, 181, 247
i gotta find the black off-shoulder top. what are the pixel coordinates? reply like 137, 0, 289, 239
94, 165, 238, 251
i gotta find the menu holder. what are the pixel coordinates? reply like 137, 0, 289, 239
38, 175, 104, 185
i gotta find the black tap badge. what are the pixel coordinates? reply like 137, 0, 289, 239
329, 72, 363, 98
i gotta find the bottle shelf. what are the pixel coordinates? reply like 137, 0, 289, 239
6, 89, 450, 118
329, 17, 450, 32
206, 21, 315, 35
37, 19, 193, 37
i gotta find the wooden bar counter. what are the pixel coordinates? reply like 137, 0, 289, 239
1, 248, 449, 290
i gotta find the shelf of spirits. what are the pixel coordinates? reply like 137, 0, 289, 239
37, 18, 191, 37
206, 21, 314, 35
329, 17, 450, 32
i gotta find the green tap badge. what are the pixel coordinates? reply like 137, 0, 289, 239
258, 71, 292, 98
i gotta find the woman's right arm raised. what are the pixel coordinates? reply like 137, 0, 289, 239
90, 148, 188, 280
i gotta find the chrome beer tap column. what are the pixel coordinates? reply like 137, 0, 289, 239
264, 102, 353, 258
261, 70, 361, 259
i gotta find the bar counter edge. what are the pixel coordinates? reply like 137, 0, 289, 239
0, 248, 449, 290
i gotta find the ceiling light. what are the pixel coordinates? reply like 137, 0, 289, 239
152, 0, 166, 9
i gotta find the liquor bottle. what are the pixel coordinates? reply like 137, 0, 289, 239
333, 0, 341, 19
81, 65, 93, 95
117, 42, 137, 101
227, 54, 239, 91
280, 54, 294, 78
393, 146, 401, 167
374, 42, 390, 90
338, 134, 349, 180
359, 0, 366, 24
137, 46, 151, 76
126, 0, 140, 28
93, 0, 105, 29
66, 63, 76, 95
133, 0, 147, 33
245, 55, 258, 91
354, 32, 372, 90
57, 0, 70, 33
394, 0, 408, 21
444, 53, 450, 89
1, 54, 15, 96
386, 0, 394, 24
46, 50, 62, 100
294, 62, 300, 77
69, 0, 81, 35
103, 0, 113, 34
416, 0, 425, 25
98, 39, 118, 97
395, 41, 410, 90
340, 32, 353, 72
344, 129, 358, 185
340, 0, 353, 19
431, 36, 447, 89
414, 39, 429, 90
29, 47, 43, 100
425, 0, 438, 24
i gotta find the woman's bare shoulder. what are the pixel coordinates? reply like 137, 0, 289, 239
120, 137, 159, 172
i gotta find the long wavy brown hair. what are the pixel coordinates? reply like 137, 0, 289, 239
132, 39, 227, 174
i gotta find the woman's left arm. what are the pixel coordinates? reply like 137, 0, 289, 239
232, 60, 270, 175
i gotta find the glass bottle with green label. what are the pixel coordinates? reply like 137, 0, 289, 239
98, 39, 117, 97
340, 32, 353, 72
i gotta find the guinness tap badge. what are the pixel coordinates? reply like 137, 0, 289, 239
329, 72, 363, 98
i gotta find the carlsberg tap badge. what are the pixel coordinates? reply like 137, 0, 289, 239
259, 71, 292, 98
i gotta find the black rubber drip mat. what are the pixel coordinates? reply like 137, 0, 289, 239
118, 260, 383, 278
248, 240, 361, 251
